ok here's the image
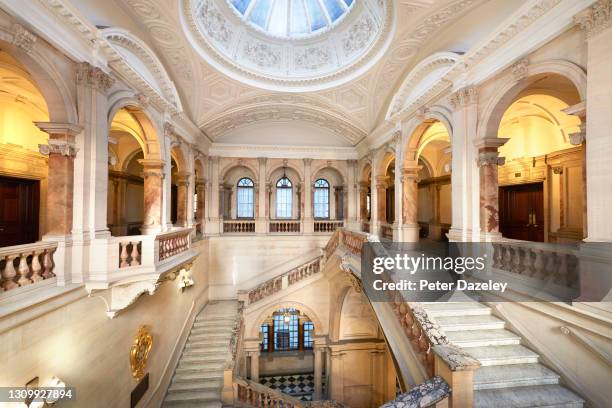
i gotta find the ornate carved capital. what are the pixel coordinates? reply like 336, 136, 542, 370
575, 0, 612, 38
164, 122, 175, 138
38, 140, 78, 157
76, 62, 114, 92
450, 86, 478, 109
11, 24, 36, 53
477, 151, 505, 167
511, 58, 529, 81
569, 129, 586, 145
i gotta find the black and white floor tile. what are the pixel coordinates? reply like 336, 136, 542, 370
259, 373, 325, 401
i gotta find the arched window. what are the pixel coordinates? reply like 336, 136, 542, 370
237, 178, 254, 218
259, 308, 315, 352
314, 179, 330, 218
276, 177, 293, 218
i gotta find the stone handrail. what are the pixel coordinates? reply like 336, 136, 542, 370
224, 220, 256, 233
314, 220, 344, 233
157, 229, 191, 262
0, 241, 58, 292
234, 376, 305, 408
269, 220, 301, 233
491, 240, 579, 287
246, 257, 322, 304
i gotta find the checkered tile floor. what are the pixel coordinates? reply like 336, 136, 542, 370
259, 373, 325, 401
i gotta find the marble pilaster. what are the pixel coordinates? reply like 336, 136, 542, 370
139, 159, 165, 234
400, 165, 419, 242
475, 138, 508, 238
175, 172, 190, 227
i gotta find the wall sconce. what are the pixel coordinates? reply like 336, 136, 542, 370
177, 267, 194, 292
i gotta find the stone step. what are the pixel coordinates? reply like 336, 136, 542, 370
172, 372, 224, 383
421, 302, 492, 317
163, 402, 221, 408
183, 344, 228, 354
185, 339, 229, 348
190, 325, 235, 335
447, 329, 521, 347
474, 364, 560, 390
196, 314, 236, 322
435, 314, 506, 331
475, 384, 584, 407
182, 349, 229, 358
168, 379, 223, 393
188, 332, 233, 342
164, 390, 220, 404
175, 363, 225, 374
468, 345, 539, 366
179, 355, 227, 365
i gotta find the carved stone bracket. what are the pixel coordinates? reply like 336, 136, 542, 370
11, 24, 36, 53
511, 58, 529, 81
76, 62, 114, 92
450, 86, 478, 109
575, 0, 612, 38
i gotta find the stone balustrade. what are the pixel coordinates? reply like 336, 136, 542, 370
247, 257, 322, 304
234, 377, 304, 408
314, 220, 344, 233
491, 241, 579, 287
118, 240, 142, 268
269, 220, 301, 233
340, 229, 368, 256
0, 242, 57, 292
380, 224, 393, 240
224, 220, 256, 233
157, 230, 190, 261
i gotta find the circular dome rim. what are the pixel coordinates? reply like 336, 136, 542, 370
181, 0, 396, 91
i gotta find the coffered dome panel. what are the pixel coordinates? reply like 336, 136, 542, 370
181, 0, 395, 91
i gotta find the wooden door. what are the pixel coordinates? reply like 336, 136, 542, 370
499, 183, 544, 242
0, 176, 40, 246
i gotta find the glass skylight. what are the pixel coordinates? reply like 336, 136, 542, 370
229, 0, 355, 38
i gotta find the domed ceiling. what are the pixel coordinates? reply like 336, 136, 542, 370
181, 0, 394, 91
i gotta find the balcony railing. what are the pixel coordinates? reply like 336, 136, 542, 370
314, 220, 343, 233
0, 242, 57, 292
224, 220, 256, 233
158, 230, 190, 261
269, 220, 300, 233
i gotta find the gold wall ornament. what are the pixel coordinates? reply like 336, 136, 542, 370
130, 325, 153, 380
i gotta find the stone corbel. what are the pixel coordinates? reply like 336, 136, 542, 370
511, 58, 529, 81
76, 62, 114, 93
11, 23, 36, 54
450, 86, 478, 109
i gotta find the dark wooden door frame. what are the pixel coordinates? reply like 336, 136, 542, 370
499, 182, 545, 242
0, 175, 40, 247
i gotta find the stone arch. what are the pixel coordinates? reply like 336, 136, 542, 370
402, 109, 453, 164
170, 144, 188, 173
249, 301, 325, 338
478, 59, 586, 141
359, 162, 372, 183
0, 35, 77, 124
329, 284, 352, 342
312, 165, 345, 186
194, 156, 206, 180
266, 162, 304, 184
221, 163, 258, 185
108, 99, 163, 161
377, 151, 396, 176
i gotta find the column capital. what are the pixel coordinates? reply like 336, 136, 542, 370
38, 140, 78, 157
562, 102, 587, 145
76, 62, 114, 93
477, 151, 505, 167
473, 137, 509, 150
450, 86, 478, 109
176, 171, 191, 186
575, 0, 612, 39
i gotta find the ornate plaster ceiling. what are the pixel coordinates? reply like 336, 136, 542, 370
115, 0, 498, 145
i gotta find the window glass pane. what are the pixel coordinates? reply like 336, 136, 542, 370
237, 178, 254, 218
276, 178, 293, 218
232, 0, 253, 14
304, 0, 327, 32
249, 0, 273, 29
273, 309, 299, 351
343, 0, 353, 6
260, 324, 269, 351
303, 322, 314, 349
323, 0, 344, 21
314, 179, 329, 218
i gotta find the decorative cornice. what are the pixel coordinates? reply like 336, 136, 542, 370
76, 62, 115, 93
575, 0, 612, 38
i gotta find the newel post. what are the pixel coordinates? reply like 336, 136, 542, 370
433, 344, 480, 408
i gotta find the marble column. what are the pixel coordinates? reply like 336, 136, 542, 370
346, 159, 358, 227
303, 158, 314, 232
250, 351, 260, 382
475, 139, 507, 239
376, 176, 388, 225
139, 159, 165, 234
563, 102, 587, 238
359, 182, 369, 221
313, 347, 323, 400
195, 179, 206, 233
400, 165, 419, 242
36, 123, 83, 236
206, 156, 220, 234
175, 172, 190, 227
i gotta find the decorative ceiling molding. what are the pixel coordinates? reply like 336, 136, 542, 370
386, 51, 459, 119
101, 27, 182, 113
209, 143, 358, 159
181, 0, 396, 91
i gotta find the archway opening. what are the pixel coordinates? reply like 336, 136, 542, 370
0, 50, 50, 246
256, 308, 317, 401
415, 122, 451, 242
496, 74, 583, 243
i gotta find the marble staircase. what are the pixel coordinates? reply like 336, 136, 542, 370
162, 300, 238, 408
422, 301, 584, 408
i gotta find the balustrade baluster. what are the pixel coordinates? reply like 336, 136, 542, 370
120, 242, 129, 268
555, 253, 569, 286
544, 252, 557, 282
130, 242, 141, 266
42, 248, 55, 278
16, 253, 32, 286
1, 255, 17, 290
30, 250, 43, 282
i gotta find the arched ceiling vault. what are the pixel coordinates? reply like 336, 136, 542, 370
66, 0, 529, 146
